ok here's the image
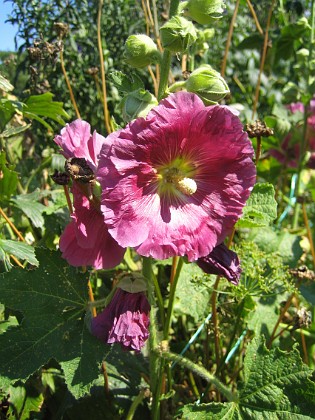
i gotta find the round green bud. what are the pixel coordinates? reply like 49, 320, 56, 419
124, 34, 160, 68
160, 16, 197, 53
121, 89, 158, 122
185, 0, 225, 25
185, 65, 229, 104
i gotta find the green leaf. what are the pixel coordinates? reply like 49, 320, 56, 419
239, 337, 315, 418
238, 33, 264, 50
11, 191, 48, 230
237, 183, 277, 228
0, 151, 18, 200
0, 99, 16, 132
248, 227, 303, 267
180, 337, 315, 418
23, 93, 69, 129
0, 74, 14, 92
7, 382, 44, 419
174, 263, 211, 322
110, 71, 144, 94
1, 123, 31, 138
180, 402, 239, 419
0, 248, 105, 397
0, 239, 39, 267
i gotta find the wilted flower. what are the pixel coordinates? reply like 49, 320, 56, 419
269, 99, 315, 168
97, 92, 256, 261
197, 243, 241, 284
54, 119, 125, 269
91, 287, 150, 352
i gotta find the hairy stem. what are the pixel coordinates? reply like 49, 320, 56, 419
221, 0, 240, 77
59, 49, 81, 119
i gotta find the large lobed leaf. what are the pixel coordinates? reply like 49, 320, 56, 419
180, 336, 315, 419
0, 248, 105, 398
237, 183, 277, 228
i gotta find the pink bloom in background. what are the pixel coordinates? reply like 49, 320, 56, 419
97, 92, 256, 261
91, 288, 150, 352
197, 243, 241, 285
269, 98, 315, 169
54, 120, 125, 269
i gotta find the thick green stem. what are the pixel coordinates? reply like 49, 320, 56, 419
158, 350, 238, 402
163, 258, 184, 339
142, 257, 161, 419
157, 0, 180, 100
126, 388, 149, 420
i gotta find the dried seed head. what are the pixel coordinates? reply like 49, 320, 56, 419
65, 158, 95, 183
245, 120, 274, 138
51, 170, 70, 185
53, 22, 69, 39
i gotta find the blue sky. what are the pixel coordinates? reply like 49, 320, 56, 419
0, 0, 19, 51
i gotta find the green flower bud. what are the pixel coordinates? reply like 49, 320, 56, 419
185, 65, 229, 104
160, 16, 197, 53
185, 0, 225, 25
124, 34, 160, 68
121, 89, 158, 122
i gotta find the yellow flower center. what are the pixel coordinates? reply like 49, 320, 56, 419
156, 159, 197, 197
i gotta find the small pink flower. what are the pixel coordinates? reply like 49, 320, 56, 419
97, 92, 256, 261
91, 288, 150, 352
197, 243, 241, 284
54, 120, 125, 269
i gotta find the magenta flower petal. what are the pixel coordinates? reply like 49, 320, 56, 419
54, 119, 106, 171
197, 243, 241, 284
91, 288, 150, 352
97, 91, 256, 261
59, 185, 125, 269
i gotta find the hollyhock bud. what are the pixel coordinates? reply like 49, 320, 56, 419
185, 65, 229, 104
160, 16, 197, 53
121, 89, 158, 122
124, 34, 161, 68
197, 243, 241, 284
184, 0, 225, 25
91, 285, 150, 352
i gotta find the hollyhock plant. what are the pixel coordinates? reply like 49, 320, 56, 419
91, 287, 150, 352
197, 242, 241, 285
97, 91, 256, 261
269, 98, 315, 169
54, 119, 125, 269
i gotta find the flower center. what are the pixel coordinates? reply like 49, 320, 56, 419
157, 162, 197, 197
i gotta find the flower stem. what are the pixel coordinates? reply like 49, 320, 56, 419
252, 0, 276, 119
142, 257, 161, 420
157, 0, 180, 100
267, 293, 295, 348
157, 350, 237, 402
163, 257, 184, 339
211, 275, 221, 371
126, 388, 150, 420
59, 49, 81, 119
221, 0, 240, 77
0, 207, 25, 242
97, 0, 112, 134
302, 201, 315, 268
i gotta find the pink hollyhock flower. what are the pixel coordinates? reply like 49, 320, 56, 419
97, 92, 256, 261
197, 243, 241, 285
91, 288, 150, 352
54, 119, 125, 269
54, 119, 104, 172
269, 98, 315, 169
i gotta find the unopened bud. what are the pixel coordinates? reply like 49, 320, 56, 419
124, 35, 161, 68
160, 16, 197, 53
185, 65, 229, 104
121, 89, 158, 122
184, 0, 225, 25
